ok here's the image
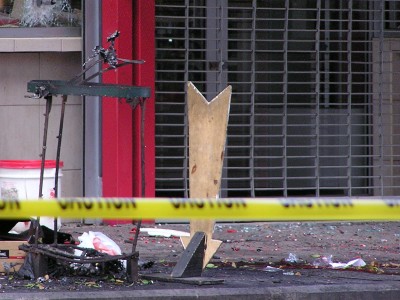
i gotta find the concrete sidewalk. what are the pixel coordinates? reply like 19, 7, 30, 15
1, 221, 400, 299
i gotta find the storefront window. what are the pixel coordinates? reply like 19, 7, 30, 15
0, 0, 81, 36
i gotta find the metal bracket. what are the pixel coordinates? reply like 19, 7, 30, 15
171, 231, 205, 278
142, 232, 224, 285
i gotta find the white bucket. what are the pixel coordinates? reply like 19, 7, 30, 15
0, 160, 63, 232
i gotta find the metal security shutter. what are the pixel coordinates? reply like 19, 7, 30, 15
155, 0, 400, 198
155, 0, 218, 197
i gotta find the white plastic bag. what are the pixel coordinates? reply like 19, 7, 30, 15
74, 231, 121, 257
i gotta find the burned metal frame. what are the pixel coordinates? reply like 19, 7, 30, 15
23, 31, 150, 282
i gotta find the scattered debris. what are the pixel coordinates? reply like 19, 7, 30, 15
311, 254, 366, 269
263, 266, 282, 272
140, 279, 154, 285
285, 253, 298, 264
283, 271, 295, 276
206, 263, 218, 269
138, 260, 154, 270
312, 254, 333, 267
329, 258, 367, 269
140, 228, 190, 238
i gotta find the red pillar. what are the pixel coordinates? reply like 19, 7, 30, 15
101, 0, 155, 223
132, 0, 155, 198
102, 0, 134, 200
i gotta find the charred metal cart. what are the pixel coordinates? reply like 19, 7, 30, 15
20, 31, 150, 282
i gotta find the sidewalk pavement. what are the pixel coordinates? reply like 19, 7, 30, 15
2, 221, 400, 299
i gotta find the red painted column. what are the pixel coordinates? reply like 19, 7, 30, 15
102, 0, 134, 201
132, 0, 155, 197
101, 0, 155, 212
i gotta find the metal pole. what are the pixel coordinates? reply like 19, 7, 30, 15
128, 98, 146, 283
131, 98, 146, 254
53, 94, 68, 244
36, 95, 52, 246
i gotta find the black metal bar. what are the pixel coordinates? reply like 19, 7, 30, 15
36, 95, 52, 247
27, 80, 150, 99
127, 253, 139, 283
131, 220, 141, 254
39, 95, 52, 198
131, 98, 146, 255
53, 95, 68, 244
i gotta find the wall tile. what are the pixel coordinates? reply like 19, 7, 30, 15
62, 38, 82, 52
0, 39, 15, 52
0, 53, 40, 105
0, 106, 41, 159
15, 38, 62, 52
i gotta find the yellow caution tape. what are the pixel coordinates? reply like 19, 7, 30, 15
1, 197, 400, 221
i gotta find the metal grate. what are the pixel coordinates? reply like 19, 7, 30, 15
155, 0, 400, 198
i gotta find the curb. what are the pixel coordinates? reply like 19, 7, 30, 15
2, 283, 400, 300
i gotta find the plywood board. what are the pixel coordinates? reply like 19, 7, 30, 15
181, 82, 231, 268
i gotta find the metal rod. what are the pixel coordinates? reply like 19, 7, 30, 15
36, 95, 52, 246
68, 58, 102, 85
53, 95, 68, 244
131, 220, 142, 254
131, 98, 146, 254
81, 62, 132, 84
39, 95, 52, 198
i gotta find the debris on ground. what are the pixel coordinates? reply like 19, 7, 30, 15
139, 228, 190, 238
329, 258, 367, 269
0, 221, 399, 293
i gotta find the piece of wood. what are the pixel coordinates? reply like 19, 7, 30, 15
181, 82, 232, 269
